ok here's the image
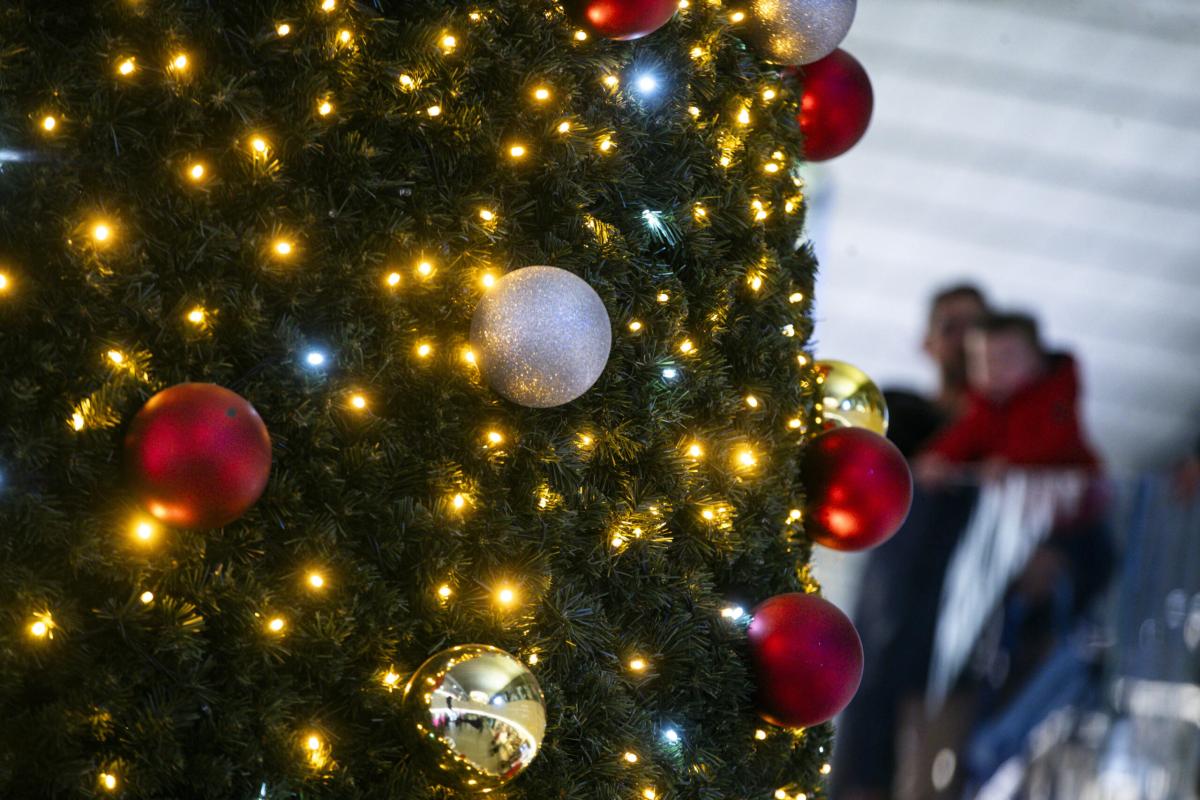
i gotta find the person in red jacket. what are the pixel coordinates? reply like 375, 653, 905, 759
915, 311, 1099, 484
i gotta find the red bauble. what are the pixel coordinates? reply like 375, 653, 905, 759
124, 383, 272, 529
802, 427, 912, 551
562, 0, 677, 40
748, 593, 864, 728
792, 48, 874, 162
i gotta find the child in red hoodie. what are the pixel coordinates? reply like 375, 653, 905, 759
915, 312, 1098, 484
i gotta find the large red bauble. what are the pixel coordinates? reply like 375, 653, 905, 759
562, 0, 678, 41
124, 383, 272, 529
802, 427, 912, 551
748, 593, 864, 728
792, 48, 873, 162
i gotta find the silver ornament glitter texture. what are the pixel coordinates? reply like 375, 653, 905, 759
404, 645, 547, 791
748, 0, 856, 65
470, 266, 612, 408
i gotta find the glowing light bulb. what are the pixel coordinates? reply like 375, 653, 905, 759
384, 271, 402, 288
693, 204, 707, 220
579, 433, 593, 446
657, 291, 670, 303
349, 394, 367, 410
276, 22, 292, 36
29, 619, 49, 638
763, 162, 780, 174
496, 587, 516, 606
788, 418, 802, 430
415, 342, 432, 358
508, 143, 527, 159
821, 763, 832, 775
320, 0, 335, 11
337, 28, 352, 44
305, 350, 326, 367
663, 728, 680, 743
611, 534, 626, 548
532, 86, 551, 101
140, 590, 154, 604
117, 57, 136, 76
730, 10, 746, 22
687, 443, 703, 458
437, 584, 453, 599
306, 735, 321, 751
755, 728, 768, 741
451, 493, 465, 510
690, 46, 704, 59
426, 103, 443, 117
41, 115, 57, 131
100, 773, 118, 791
318, 100, 333, 116
399, 73, 415, 89
643, 788, 657, 799
598, 136, 614, 153
478, 208, 496, 223
789, 291, 804, 303
171, 53, 189, 71
688, 105, 701, 117
629, 657, 647, 671
250, 136, 268, 154
267, 617, 285, 633
775, 791, 788, 800
722, 606, 745, 620
186, 161, 207, 181
679, 339, 694, 354
628, 320, 643, 332
574, 30, 588, 41
416, 260, 433, 278
635, 73, 659, 95
71, 412, 85, 431
745, 394, 759, 409
557, 120, 571, 133
602, 75, 619, 89
307, 572, 325, 589
528, 653, 539, 664
788, 508, 803, 521
91, 222, 112, 243
480, 271, 496, 288
132, 519, 155, 543
486, 431, 503, 445
0, 273, 8, 293
737, 448, 757, 468
737, 106, 751, 125
762, 88, 777, 101
462, 347, 477, 365
106, 349, 125, 365
273, 239, 293, 257
440, 34, 457, 52
701, 508, 715, 521
383, 670, 400, 687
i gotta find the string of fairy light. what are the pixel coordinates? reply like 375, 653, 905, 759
5, 0, 822, 797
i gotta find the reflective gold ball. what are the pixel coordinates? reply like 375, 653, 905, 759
814, 359, 888, 435
404, 644, 546, 792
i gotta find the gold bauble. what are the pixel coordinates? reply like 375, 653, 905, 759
814, 359, 888, 434
404, 644, 546, 792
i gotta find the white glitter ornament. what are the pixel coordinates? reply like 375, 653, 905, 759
746, 0, 856, 66
470, 266, 612, 408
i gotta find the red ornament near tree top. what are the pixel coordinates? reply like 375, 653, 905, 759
789, 48, 874, 161
124, 383, 272, 529
748, 593, 864, 728
561, 0, 677, 40
801, 427, 912, 551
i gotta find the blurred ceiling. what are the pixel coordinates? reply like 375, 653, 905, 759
807, 0, 1200, 470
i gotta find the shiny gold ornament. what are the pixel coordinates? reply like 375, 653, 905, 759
814, 359, 888, 434
404, 644, 547, 791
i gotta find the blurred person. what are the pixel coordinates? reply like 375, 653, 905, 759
915, 311, 1099, 484
884, 285, 990, 458
833, 285, 988, 800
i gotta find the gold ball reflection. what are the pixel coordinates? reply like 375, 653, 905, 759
404, 644, 546, 792
814, 359, 888, 435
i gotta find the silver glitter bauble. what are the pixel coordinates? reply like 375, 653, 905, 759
470, 266, 611, 408
747, 0, 857, 65
404, 645, 547, 792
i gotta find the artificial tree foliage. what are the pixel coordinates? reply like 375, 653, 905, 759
0, 1, 826, 797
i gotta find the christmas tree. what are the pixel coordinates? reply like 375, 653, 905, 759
0, 1, 885, 797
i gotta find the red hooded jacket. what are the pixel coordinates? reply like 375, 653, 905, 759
924, 354, 1099, 467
